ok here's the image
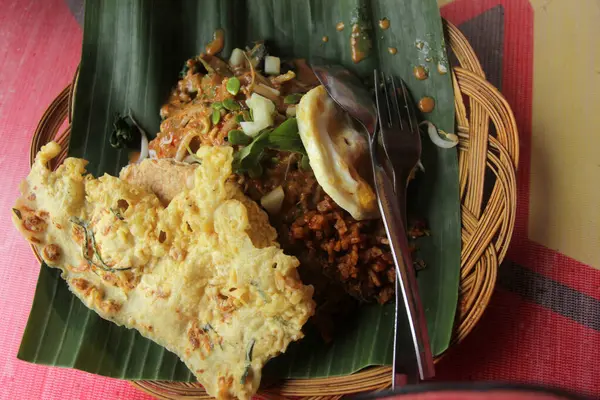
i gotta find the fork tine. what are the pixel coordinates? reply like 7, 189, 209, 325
398, 78, 419, 134
374, 70, 388, 129
381, 72, 394, 128
387, 75, 404, 131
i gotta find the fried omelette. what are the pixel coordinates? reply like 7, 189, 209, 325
12, 142, 315, 400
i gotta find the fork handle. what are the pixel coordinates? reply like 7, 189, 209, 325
373, 165, 435, 382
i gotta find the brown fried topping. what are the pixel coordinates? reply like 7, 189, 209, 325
42, 244, 61, 263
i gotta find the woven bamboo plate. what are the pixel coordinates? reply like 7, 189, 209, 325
29, 20, 518, 400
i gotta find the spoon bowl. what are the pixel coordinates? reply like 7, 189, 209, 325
310, 58, 377, 135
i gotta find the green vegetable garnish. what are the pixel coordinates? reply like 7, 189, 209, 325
212, 109, 221, 125
235, 113, 244, 123
240, 338, 256, 384
284, 93, 303, 104
69, 217, 131, 272
246, 339, 255, 362
226, 77, 241, 96
212, 102, 224, 110
243, 110, 253, 121
266, 118, 305, 153
223, 98, 241, 111
228, 129, 252, 146
240, 365, 251, 384
232, 118, 307, 176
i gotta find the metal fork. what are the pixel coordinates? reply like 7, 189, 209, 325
372, 70, 435, 384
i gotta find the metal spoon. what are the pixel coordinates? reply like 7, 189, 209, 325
310, 59, 377, 135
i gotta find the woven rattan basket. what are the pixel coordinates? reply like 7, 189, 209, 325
29, 21, 518, 400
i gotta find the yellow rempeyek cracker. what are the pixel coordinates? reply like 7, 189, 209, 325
12, 142, 315, 400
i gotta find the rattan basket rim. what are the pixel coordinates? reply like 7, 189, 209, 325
28, 19, 518, 400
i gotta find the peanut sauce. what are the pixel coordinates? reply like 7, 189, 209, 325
378, 18, 390, 30
437, 63, 448, 75
350, 24, 371, 64
418, 96, 435, 113
205, 29, 224, 55
413, 65, 429, 80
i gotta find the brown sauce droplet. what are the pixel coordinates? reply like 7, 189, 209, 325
322, 36, 329, 43
437, 63, 448, 75
418, 97, 435, 113
388, 47, 397, 55
350, 24, 371, 64
117, 199, 129, 211
378, 18, 390, 30
413, 65, 429, 80
205, 29, 225, 55
336, 22, 345, 31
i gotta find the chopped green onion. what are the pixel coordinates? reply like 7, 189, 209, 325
212, 109, 221, 125
260, 186, 284, 215
226, 77, 241, 96
240, 365, 251, 384
212, 102, 224, 110
223, 98, 241, 111
246, 339, 256, 362
284, 93, 303, 104
229, 48, 245, 67
264, 56, 281, 75
228, 129, 252, 146
69, 217, 131, 272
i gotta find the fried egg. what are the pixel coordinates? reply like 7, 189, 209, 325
296, 85, 378, 220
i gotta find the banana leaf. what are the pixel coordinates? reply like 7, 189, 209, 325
18, 0, 460, 381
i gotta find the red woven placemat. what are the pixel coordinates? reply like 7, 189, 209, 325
0, 0, 151, 398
